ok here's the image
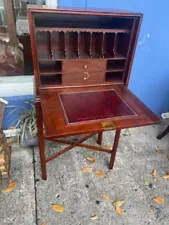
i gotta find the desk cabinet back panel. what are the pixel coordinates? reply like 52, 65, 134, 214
28, 9, 142, 92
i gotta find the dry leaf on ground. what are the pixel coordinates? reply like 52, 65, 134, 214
86, 157, 95, 163
152, 170, 157, 177
2, 180, 17, 193
162, 175, 169, 179
144, 179, 149, 185
116, 207, 123, 215
40, 223, 46, 225
153, 197, 165, 204
92, 151, 99, 156
102, 194, 109, 200
95, 170, 105, 178
90, 215, 99, 220
166, 155, 169, 160
51, 204, 64, 213
113, 200, 124, 208
81, 167, 92, 173
153, 178, 158, 182
156, 148, 163, 155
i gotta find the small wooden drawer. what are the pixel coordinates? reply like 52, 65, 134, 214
62, 71, 105, 86
63, 59, 106, 73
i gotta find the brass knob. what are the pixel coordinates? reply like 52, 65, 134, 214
84, 72, 89, 80
84, 65, 88, 69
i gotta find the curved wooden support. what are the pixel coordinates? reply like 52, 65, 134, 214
46, 136, 111, 154
46, 132, 98, 163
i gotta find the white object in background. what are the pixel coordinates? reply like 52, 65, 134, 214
16, 19, 29, 35
161, 112, 169, 119
45, 0, 51, 7
46, 0, 57, 8
4, 128, 20, 138
0, 98, 8, 105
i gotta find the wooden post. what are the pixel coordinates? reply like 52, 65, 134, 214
3, 0, 17, 43
97, 132, 103, 145
35, 101, 47, 180
109, 129, 121, 169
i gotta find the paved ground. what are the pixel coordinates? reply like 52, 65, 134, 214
1, 122, 169, 225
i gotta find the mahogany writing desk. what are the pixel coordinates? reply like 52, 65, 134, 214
28, 8, 160, 180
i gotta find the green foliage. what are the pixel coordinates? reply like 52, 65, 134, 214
8, 101, 37, 142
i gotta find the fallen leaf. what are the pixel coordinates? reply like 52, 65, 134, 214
90, 215, 99, 220
86, 157, 95, 163
123, 129, 131, 136
116, 207, 123, 215
166, 155, 169, 160
102, 194, 109, 200
2, 180, 17, 193
92, 151, 99, 156
95, 170, 105, 178
156, 148, 163, 155
152, 170, 157, 177
81, 167, 92, 173
144, 179, 149, 185
153, 197, 164, 204
113, 200, 124, 208
153, 178, 158, 182
51, 204, 64, 213
40, 223, 46, 225
163, 175, 169, 179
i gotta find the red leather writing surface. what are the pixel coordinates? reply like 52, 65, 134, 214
59, 90, 136, 123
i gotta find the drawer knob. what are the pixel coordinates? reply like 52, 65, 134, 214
84, 65, 88, 69
84, 72, 89, 80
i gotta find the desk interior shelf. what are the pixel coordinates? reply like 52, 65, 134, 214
32, 10, 140, 87
40, 74, 62, 86
36, 29, 130, 60
39, 61, 62, 74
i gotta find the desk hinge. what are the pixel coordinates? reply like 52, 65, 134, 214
101, 120, 116, 131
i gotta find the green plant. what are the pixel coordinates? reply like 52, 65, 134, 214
8, 101, 37, 142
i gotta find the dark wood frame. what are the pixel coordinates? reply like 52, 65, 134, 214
28, 8, 160, 180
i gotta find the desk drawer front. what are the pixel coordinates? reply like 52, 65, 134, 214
62, 71, 105, 85
63, 59, 106, 72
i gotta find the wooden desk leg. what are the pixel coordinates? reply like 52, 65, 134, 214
35, 101, 47, 180
109, 129, 121, 169
97, 132, 103, 145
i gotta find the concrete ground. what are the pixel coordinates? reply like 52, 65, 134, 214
1, 122, 169, 225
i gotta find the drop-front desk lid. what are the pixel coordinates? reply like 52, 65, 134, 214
39, 85, 160, 138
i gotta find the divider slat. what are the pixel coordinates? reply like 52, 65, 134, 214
101, 33, 105, 58
49, 31, 53, 59
113, 33, 118, 57
77, 32, 80, 58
